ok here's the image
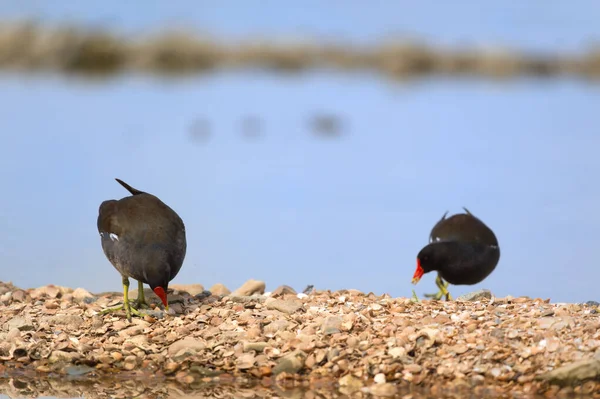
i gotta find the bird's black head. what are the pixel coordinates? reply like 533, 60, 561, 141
412, 243, 445, 284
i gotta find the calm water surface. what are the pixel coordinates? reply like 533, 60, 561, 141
1, 72, 599, 303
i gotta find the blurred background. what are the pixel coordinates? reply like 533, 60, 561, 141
1, 1, 600, 303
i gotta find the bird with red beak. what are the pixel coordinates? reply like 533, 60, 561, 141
97, 178, 187, 321
412, 208, 500, 301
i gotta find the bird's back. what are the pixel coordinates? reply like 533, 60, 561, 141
430, 209, 498, 247
98, 192, 186, 285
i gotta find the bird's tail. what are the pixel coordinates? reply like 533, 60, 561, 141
115, 178, 145, 195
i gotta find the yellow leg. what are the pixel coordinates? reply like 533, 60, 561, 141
411, 289, 420, 302
101, 276, 146, 321
424, 274, 453, 301
136, 280, 147, 308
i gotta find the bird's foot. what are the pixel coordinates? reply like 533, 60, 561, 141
424, 290, 445, 300
100, 300, 148, 321
135, 298, 151, 310
424, 276, 453, 301
423, 290, 453, 301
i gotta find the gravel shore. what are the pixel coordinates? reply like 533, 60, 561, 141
1, 280, 600, 398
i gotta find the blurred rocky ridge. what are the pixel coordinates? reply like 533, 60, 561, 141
0, 21, 599, 80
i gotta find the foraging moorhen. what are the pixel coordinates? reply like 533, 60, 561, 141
97, 178, 187, 320
412, 207, 500, 300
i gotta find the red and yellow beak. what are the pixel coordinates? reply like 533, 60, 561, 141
153, 287, 169, 311
412, 258, 424, 284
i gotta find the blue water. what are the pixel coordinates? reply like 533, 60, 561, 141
1, 2, 600, 304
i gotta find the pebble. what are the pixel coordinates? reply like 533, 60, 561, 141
264, 297, 302, 314
30, 285, 61, 299
168, 337, 206, 361
321, 316, 342, 335
231, 279, 265, 296
72, 288, 95, 303
272, 285, 297, 296
243, 342, 269, 352
364, 382, 398, 397
272, 350, 306, 375
457, 289, 492, 301
170, 284, 205, 296
5, 316, 34, 331
209, 283, 231, 296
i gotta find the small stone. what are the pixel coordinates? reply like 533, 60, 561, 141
209, 283, 231, 296
243, 342, 269, 352
546, 337, 561, 352
339, 374, 364, 393
272, 350, 306, 375
405, 364, 422, 373
6, 316, 34, 331
264, 319, 290, 335
365, 382, 397, 397
236, 353, 256, 369
164, 362, 179, 375
388, 347, 405, 358
170, 284, 205, 296
489, 367, 502, 378
48, 314, 84, 329
169, 302, 184, 315
0, 292, 11, 304
265, 297, 302, 314
98, 355, 113, 365
30, 285, 61, 299
231, 279, 266, 296
451, 344, 469, 354
123, 355, 137, 370
272, 285, 297, 296
538, 318, 556, 329
72, 288, 95, 303
457, 289, 492, 301
374, 373, 386, 384
541, 309, 555, 317
48, 350, 80, 364
321, 316, 343, 335
113, 320, 128, 330
12, 290, 26, 302
491, 328, 505, 339
168, 337, 207, 361
194, 290, 212, 300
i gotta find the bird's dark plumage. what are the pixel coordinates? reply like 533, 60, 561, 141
97, 178, 186, 313
429, 207, 498, 247
412, 208, 500, 299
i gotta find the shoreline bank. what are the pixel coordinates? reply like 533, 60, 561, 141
1, 280, 599, 398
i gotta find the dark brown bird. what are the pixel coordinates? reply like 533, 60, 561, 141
97, 178, 187, 320
412, 207, 500, 300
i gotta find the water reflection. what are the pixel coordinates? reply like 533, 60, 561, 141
0, 376, 555, 399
